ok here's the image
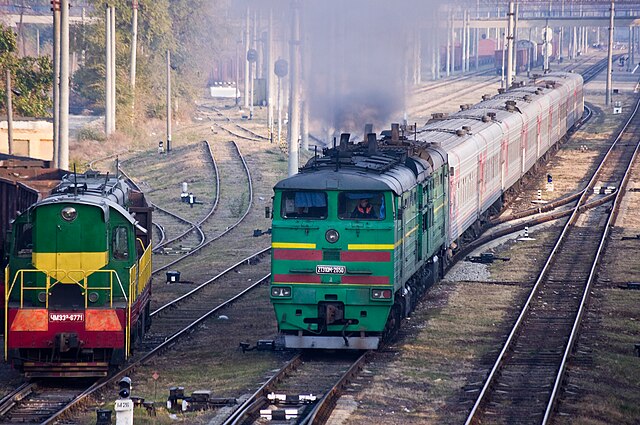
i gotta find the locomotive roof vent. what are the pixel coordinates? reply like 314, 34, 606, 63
487, 112, 497, 120
339, 133, 350, 151
456, 129, 466, 137
367, 133, 378, 155
391, 123, 400, 143
505, 100, 517, 112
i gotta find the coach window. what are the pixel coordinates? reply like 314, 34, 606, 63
112, 227, 129, 260
281, 191, 328, 219
15, 222, 33, 257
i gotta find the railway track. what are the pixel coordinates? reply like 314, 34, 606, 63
150, 139, 254, 275
145, 247, 270, 347
0, 381, 91, 423
465, 96, 640, 424
150, 140, 220, 254
222, 351, 370, 425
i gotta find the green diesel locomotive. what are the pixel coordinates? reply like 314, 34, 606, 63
4, 171, 153, 377
271, 132, 448, 349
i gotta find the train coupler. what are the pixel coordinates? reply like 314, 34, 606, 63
239, 339, 276, 353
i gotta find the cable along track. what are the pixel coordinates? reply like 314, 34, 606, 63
465, 97, 640, 424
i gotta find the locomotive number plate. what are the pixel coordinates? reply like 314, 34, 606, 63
49, 313, 84, 322
316, 265, 346, 275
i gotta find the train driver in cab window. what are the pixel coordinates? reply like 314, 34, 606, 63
339, 192, 385, 220
351, 198, 375, 219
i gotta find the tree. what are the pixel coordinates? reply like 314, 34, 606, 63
0, 23, 53, 117
74, 0, 235, 125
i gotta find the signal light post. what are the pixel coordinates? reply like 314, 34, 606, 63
115, 377, 133, 425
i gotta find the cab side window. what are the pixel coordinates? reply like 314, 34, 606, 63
15, 223, 33, 257
112, 227, 129, 260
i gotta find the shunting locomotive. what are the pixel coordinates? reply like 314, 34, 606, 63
270, 72, 584, 349
3, 170, 153, 377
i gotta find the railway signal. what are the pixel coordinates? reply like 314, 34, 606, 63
115, 377, 133, 425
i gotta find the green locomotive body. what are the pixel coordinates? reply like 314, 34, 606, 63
4, 171, 153, 377
271, 134, 448, 349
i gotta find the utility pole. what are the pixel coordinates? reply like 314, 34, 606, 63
606, 0, 614, 106
6, 69, 13, 155
52, 0, 60, 167
59, 0, 69, 170
244, 6, 250, 108
166, 51, 172, 153
267, 9, 274, 142
506, 1, 515, 88
287, 0, 301, 176
110, 4, 116, 133
130, 1, 138, 91
105, 5, 112, 136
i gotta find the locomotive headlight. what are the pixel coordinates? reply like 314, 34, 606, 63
371, 289, 392, 300
325, 229, 339, 244
88, 292, 99, 303
37, 291, 47, 303
271, 286, 292, 298
61, 207, 77, 222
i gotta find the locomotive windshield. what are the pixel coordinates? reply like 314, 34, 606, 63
281, 191, 328, 219
339, 192, 385, 220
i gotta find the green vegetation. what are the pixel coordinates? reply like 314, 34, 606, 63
0, 24, 53, 117
74, 0, 236, 132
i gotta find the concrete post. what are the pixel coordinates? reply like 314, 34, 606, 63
513, 1, 518, 77
287, 0, 301, 176
166, 51, 172, 151
130, 1, 138, 89
507, 1, 515, 87
446, 10, 451, 76
59, 0, 69, 170
450, 11, 456, 73
105, 5, 111, 136
627, 27, 635, 72
244, 6, 250, 108
52, 1, 60, 167
110, 5, 116, 133
267, 9, 274, 142
6, 69, 13, 155
461, 9, 466, 74
606, 1, 614, 106
435, 22, 441, 79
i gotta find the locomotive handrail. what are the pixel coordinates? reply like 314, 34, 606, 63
7, 268, 127, 308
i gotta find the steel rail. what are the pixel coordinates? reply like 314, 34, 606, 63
41, 273, 272, 425
151, 246, 270, 316
464, 95, 640, 425
152, 140, 254, 274
541, 97, 640, 423
222, 354, 304, 425
153, 140, 221, 252
299, 350, 371, 425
